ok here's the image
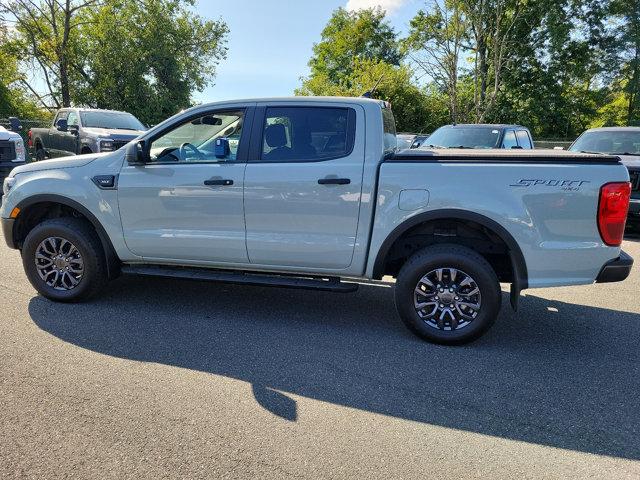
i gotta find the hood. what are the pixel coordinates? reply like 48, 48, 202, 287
82, 127, 144, 140
618, 154, 640, 169
0, 126, 21, 141
10, 153, 107, 176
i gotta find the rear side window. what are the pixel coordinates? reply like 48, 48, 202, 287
261, 107, 355, 162
382, 106, 397, 154
516, 130, 532, 149
502, 130, 518, 149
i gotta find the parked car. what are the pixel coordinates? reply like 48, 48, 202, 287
569, 127, 640, 227
410, 134, 430, 149
28, 108, 146, 160
396, 133, 417, 150
0, 124, 26, 196
1, 97, 633, 345
421, 124, 534, 150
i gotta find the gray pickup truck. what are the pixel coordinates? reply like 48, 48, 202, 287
1, 97, 634, 344
29, 108, 146, 160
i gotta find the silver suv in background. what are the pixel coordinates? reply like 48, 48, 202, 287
0, 123, 26, 196
28, 108, 146, 160
569, 127, 640, 227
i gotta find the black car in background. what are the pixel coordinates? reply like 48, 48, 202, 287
419, 124, 534, 150
569, 127, 640, 227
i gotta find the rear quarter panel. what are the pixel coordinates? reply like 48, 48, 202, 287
367, 161, 630, 287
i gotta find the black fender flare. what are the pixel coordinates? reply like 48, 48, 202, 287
14, 194, 121, 279
372, 209, 528, 308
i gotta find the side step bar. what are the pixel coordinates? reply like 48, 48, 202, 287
121, 265, 359, 293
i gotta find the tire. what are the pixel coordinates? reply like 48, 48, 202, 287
35, 145, 46, 161
22, 217, 108, 302
394, 244, 502, 345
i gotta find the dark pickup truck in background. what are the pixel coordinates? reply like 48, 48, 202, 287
28, 108, 146, 160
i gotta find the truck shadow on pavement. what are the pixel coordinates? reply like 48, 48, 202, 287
28, 276, 640, 460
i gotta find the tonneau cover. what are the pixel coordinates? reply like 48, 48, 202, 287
390, 148, 621, 164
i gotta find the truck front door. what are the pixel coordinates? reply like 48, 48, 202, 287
118, 106, 253, 264
243, 104, 365, 270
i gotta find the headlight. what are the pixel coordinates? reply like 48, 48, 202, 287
99, 139, 114, 152
3, 176, 16, 195
13, 138, 25, 163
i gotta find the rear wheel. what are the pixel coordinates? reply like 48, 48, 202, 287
394, 244, 502, 345
34, 144, 46, 161
22, 218, 108, 302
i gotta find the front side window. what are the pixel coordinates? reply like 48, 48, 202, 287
516, 130, 532, 149
149, 110, 244, 163
67, 111, 79, 127
261, 107, 355, 162
502, 130, 518, 148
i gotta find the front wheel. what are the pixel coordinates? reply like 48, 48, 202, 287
394, 244, 502, 345
22, 218, 108, 302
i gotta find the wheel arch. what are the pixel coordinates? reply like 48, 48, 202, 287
13, 194, 120, 279
372, 209, 528, 307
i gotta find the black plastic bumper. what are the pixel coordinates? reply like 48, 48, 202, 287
596, 250, 633, 283
1, 217, 15, 249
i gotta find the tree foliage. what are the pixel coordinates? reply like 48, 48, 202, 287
0, 0, 228, 124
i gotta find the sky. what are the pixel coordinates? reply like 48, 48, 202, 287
194, 0, 420, 102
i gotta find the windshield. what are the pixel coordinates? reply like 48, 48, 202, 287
423, 126, 501, 149
80, 111, 145, 131
569, 130, 640, 155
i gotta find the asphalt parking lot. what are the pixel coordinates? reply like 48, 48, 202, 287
1, 234, 640, 479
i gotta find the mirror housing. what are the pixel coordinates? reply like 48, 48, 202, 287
8, 117, 22, 132
55, 118, 68, 132
68, 124, 79, 134
215, 137, 230, 158
125, 139, 149, 165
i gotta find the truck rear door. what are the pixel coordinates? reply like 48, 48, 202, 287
243, 104, 366, 270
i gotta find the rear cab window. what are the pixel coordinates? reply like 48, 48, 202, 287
516, 130, 532, 149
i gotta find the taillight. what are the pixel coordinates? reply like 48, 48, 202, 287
598, 182, 631, 246
27, 129, 32, 148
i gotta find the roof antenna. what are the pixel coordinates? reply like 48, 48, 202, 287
362, 72, 386, 98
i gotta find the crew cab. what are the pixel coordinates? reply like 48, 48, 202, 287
422, 124, 534, 150
28, 108, 146, 160
569, 127, 640, 227
0, 122, 26, 196
1, 97, 633, 344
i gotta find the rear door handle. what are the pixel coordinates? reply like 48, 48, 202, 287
318, 177, 351, 185
204, 178, 234, 186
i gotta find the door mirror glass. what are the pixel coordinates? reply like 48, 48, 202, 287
56, 118, 68, 132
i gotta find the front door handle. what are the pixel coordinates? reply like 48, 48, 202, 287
318, 177, 351, 185
204, 178, 234, 186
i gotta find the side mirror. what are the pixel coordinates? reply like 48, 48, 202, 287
68, 124, 79, 134
215, 137, 230, 158
125, 140, 149, 165
55, 118, 68, 132
511, 145, 523, 149
8, 117, 22, 132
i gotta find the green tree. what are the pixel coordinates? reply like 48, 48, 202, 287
301, 7, 402, 93
73, 0, 228, 124
611, 0, 640, 124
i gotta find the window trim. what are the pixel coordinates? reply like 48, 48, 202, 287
248, 105, 357, 163
143, 107, 254, 165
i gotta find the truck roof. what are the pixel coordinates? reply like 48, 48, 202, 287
439, 124, 528, 129
194, 96, 388, 108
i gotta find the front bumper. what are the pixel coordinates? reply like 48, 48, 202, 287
1, 217, 15, 249
596, 250, 633, 283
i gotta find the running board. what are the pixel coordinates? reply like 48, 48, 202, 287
121, 265, 358, 293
